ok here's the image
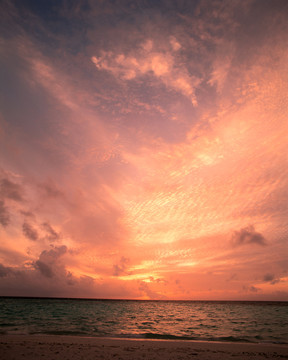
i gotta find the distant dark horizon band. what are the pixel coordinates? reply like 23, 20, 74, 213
0, 296, 287, 304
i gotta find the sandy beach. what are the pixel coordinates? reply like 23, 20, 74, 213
0, 335, 287, 360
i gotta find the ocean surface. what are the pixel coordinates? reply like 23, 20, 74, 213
0, 298, 287, 344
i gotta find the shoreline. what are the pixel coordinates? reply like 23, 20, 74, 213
1, 335, 288, 360
1, 333, 287, 345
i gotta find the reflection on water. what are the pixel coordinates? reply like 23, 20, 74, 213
0, 298, 287, 343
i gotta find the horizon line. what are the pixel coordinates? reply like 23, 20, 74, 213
0, 296, 287, 303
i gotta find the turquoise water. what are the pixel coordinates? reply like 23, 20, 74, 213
0, 298, 287, 344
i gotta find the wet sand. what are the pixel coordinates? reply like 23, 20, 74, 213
0, 335, 288, 360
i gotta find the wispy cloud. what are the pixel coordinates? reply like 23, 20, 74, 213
0, 178, 23, 202
22, 221, 39, 241
42, 222, 60, 242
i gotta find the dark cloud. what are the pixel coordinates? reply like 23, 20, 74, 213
34, 260, 53, 278
20, 210, 34, 217
66, 271, 76, 286
113, 256, 130, 276
242, 285, 260, 293
34, 245, 67, 278
39, 180, 64, 198
0, 263, 13, 277
226, 273, 238, 282
40, 245, 67, 261
263, 273, 274, 282
231, 225, 267, 247
0, 200, 10, 227
0, 178, 23, 202
42, 222, 60, 242
22, 221, 39, 241
263, 273, 280, 285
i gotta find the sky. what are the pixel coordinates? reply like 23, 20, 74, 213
0, 0, 287, 301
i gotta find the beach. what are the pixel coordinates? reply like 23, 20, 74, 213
1, 335, 288, 360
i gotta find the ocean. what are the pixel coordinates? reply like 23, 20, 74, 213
0, 298, 287, 344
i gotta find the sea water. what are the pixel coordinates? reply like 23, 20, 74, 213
0, 298, 287, 344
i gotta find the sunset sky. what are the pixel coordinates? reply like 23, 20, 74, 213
0, 0, 287, 301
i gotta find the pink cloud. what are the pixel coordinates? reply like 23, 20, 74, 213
92, 37, 200, 106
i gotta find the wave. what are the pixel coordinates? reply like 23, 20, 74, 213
2, 298, 287, 344
6, 329, 286, 345
130, 333, 287, 344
